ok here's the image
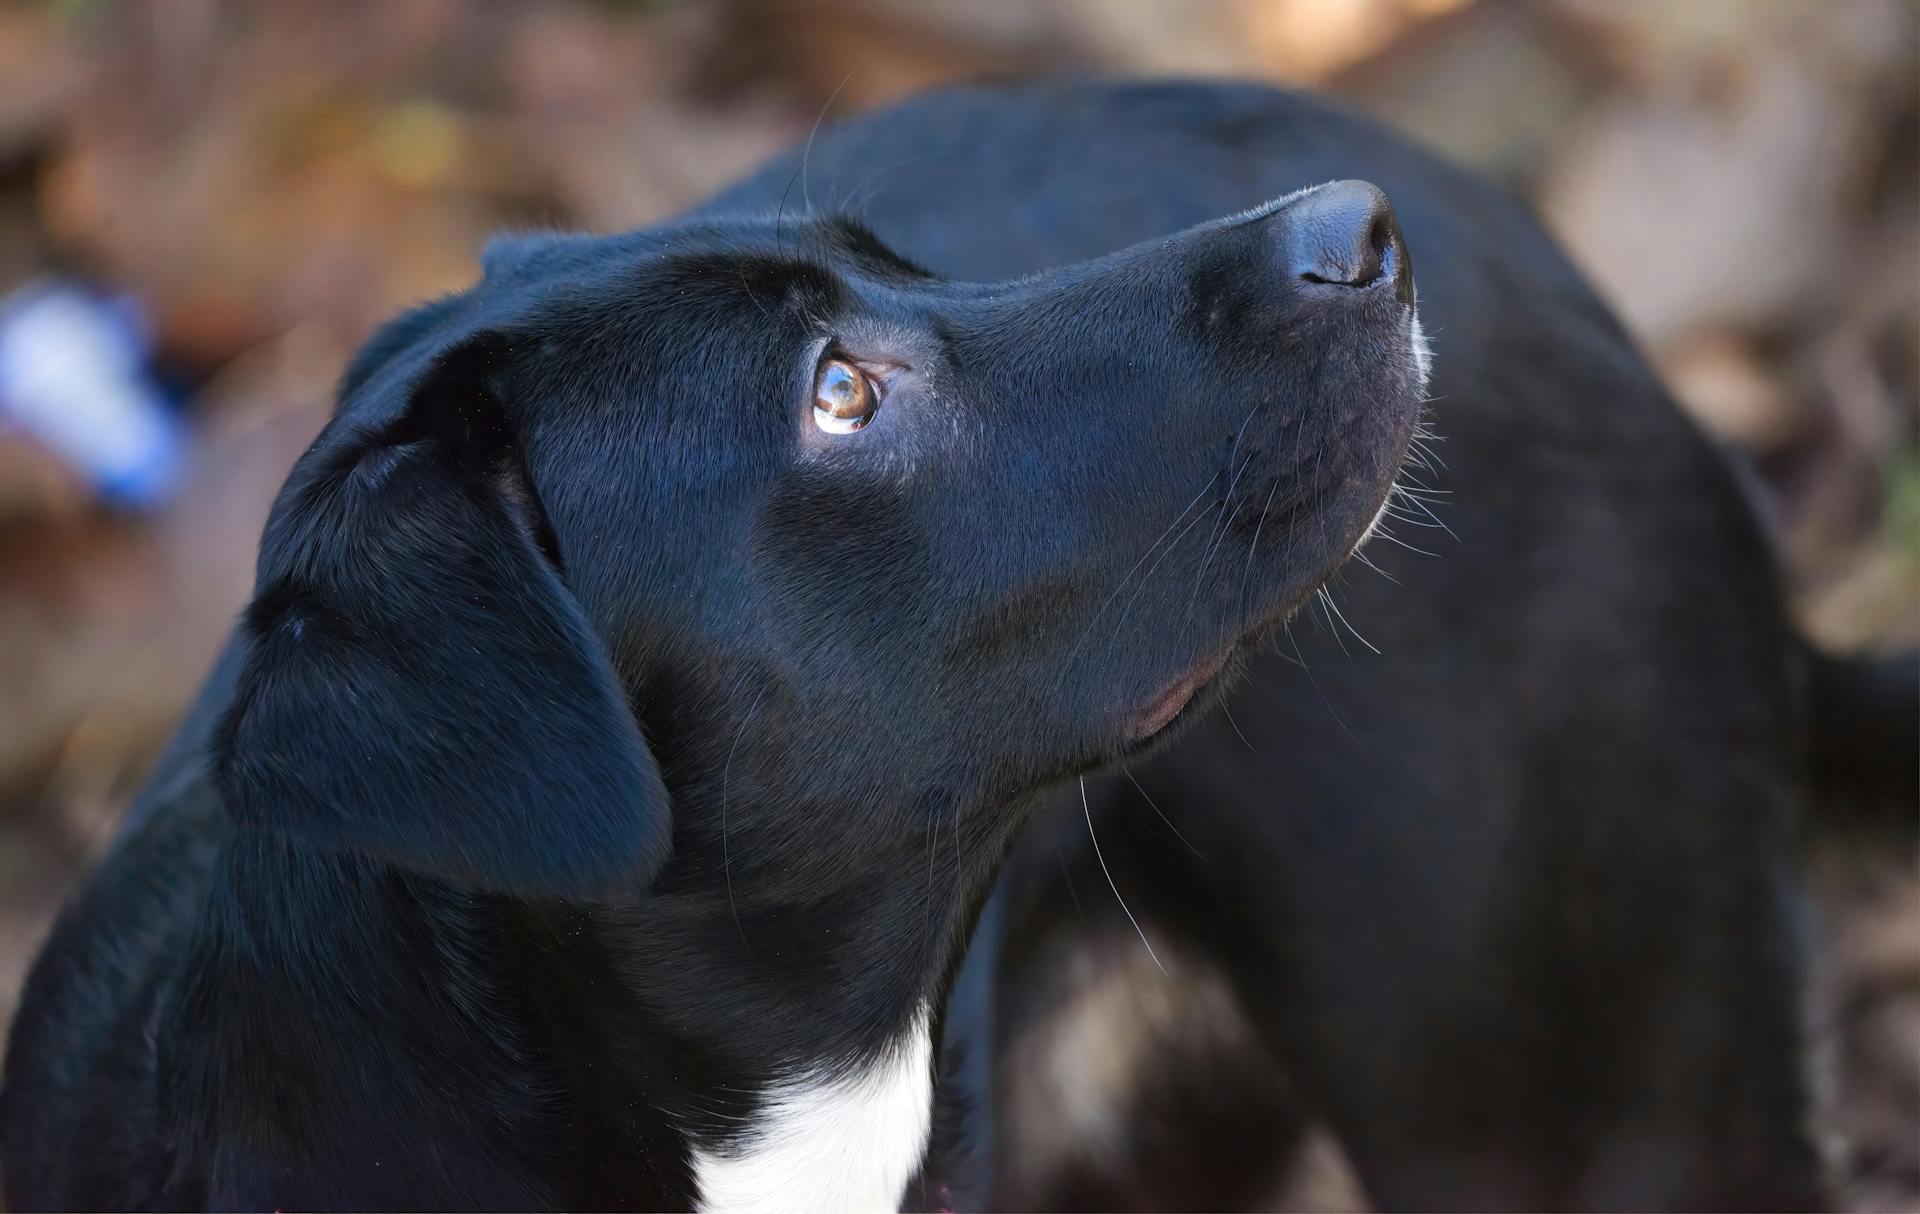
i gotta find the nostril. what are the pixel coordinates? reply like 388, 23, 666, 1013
1367, 212, 1393, 266
1286, 179, 1399, 291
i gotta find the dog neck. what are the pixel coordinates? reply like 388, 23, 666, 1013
166, 807, 1014, 1211
565, 810, 1018, 1213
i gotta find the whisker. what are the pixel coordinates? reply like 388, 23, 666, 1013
1088, 498, 1218, 665
1312, 587, 1351, 657
1407, 437, 1449, 472
1369, 524, 1440, 558
1183, 448, 1260, 622
1399, 486, 1457, 541
800, 72, 855, 217
1063, 470, 1223, 665
1081, 777, 1165, 976
1188, 403, 1265, 592
1382, 504, 1448, 529
838, 152, 932, 218
1284, 624, 1360, 742
1122, 767, 1203, 857
1351, 544, 1399, 584
1056, 847, 1090, 930
1318, 585, 1381, 655
773, 161, 804, 255
1238, 475, 1285, 621
1270, 625, 1310, 669
1221, 700, 1258, 751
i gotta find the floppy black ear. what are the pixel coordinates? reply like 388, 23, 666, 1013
214, 333, 671, 898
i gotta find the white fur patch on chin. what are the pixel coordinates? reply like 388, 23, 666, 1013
1351, 306, 1432, 561
1409, 308, 1434, 391
692, 1003, 934, 1214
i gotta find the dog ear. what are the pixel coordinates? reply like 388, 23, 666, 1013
214, 332, 672, 898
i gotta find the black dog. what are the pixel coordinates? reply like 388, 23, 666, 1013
10, 78, 1910, 1213
707, 81, 1914, 1211
0, 83, 1424, 1209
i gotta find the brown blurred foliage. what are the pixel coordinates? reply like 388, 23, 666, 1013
0, 1, 1913, 1206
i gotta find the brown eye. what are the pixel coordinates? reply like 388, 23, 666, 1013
813, 358, 878, 434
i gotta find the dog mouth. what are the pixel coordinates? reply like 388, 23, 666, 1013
1127, 648, 1231, 740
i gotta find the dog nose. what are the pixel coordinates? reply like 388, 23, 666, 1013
1285, 180, 1408, 302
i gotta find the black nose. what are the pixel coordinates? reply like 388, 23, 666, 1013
1285, 180, 1407, 301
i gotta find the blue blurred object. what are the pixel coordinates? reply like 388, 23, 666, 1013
0, 278, 184, 510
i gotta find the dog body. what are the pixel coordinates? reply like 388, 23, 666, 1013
3, 82, 1426, 1211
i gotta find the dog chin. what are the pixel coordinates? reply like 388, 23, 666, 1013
1122, 498, 1392, 749
1118, 307, 1428, 751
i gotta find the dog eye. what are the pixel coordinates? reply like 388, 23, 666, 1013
813, 358, 878, 434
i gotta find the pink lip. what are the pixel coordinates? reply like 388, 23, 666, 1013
1128, 649, 1231, 740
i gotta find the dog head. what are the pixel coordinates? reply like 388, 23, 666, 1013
214, 180, 1424, 899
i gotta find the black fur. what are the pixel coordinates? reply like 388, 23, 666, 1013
219, 333, 673, 900
2, 83, 1423, 1210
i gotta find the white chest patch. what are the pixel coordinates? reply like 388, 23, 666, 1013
691, 1003, 935, 1214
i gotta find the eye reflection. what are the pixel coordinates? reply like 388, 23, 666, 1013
813, 359, 877, 434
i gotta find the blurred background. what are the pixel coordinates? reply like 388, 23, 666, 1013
0, 0, 1913, 1207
